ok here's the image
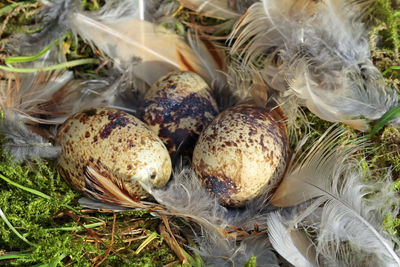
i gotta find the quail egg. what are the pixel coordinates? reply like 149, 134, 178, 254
142, 71, 219, 158
192, 104, 288, 207
56, 107, 172, 200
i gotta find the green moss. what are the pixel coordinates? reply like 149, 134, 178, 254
0, 147, 177, 266
244, 256, 257, 267
368, 126, 400, 178
383, 213, 400, 236
369, 0, 400, 84
0, 149, 96, 266
370, 0, 400, 53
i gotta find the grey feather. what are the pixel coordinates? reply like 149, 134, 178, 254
20, 0, 79, 53
270, 126, 400, 266
143, 167, 281, 266
146, 167, 229, 230
267, 211, 317, 267
230, 0, 398, 130
193, 231, 279, 267
0, 117, 60, 162
78, 197, 131, 211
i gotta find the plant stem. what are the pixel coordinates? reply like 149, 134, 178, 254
5, 40, 59, 65
0, 59, 99, 73
0, 253, 31, 260
46, 222, 104, 232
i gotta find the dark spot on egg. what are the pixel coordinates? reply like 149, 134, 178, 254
79, 109, 97, 124
143, 92, 218, 156
83, 109, 97, 116
63, 125, 71, 134
225, 141, 233, 147
99, 116, 130, 139
85, 131, 90, 138
128, 140, 135, 148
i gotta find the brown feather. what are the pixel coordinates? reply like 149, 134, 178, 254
83, 163, 147, 209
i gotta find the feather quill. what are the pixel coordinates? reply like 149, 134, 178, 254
269, 127, 400, 266
230, 0, 398, 130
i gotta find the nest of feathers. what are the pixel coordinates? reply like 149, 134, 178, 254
0, 0, 399, 266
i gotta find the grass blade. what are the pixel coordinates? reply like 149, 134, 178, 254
382, 65, 400, 76
5, 40, 59, 65
0, 59, 99, 73
368, 104, 400, 137
0, 253, 31, 260
135, 232, 159, 254
0, 173, 81, 215
0, 208, 37, 247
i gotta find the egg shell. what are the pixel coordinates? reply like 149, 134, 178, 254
56, 107, 172, 199
192, 104, 289, 207
142, 71, 219, 157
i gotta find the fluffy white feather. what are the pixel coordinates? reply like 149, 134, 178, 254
267, 211, 317, 267
312, 171, 400, 266
270, 126, 400, 266
144, 167, 229, 230
230, 0, 398, 130
193, 231, 279, 267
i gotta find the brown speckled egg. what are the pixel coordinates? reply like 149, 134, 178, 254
56, 107, 172, 199
142, 71, 219, 158
192, 104, 288, 207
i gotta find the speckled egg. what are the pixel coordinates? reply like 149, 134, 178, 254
142, 71, 219, 158
192, 104, 289, 207
56, 107, 172, 200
